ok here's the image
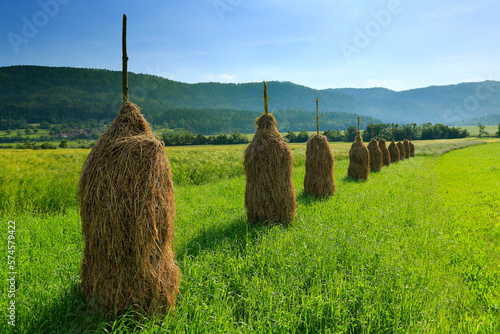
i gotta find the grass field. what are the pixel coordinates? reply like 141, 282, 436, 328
0, 139, 499, 333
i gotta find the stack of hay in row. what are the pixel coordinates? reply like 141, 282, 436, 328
79, 78, 416, 319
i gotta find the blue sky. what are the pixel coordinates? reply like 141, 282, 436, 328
1, 0, 499, 91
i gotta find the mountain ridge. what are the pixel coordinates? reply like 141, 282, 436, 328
1, 65, 499, 127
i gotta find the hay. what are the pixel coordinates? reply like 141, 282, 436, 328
378, 138, 390, 166
347, 134, 370, 180
367, 138, 383, 172
397, 141, 406, 160
388, 140, 400, 163
403, 139, 410, 159
304, 134, 335, 197
409, 141, 415, 157
244, 113, 296, 224
79, 102, 179, 317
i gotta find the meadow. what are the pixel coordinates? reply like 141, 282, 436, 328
0, 138, 499, 333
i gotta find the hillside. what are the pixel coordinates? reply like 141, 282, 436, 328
1, 66, 499, 132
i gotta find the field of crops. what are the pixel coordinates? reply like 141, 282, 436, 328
0, 138, 499, 333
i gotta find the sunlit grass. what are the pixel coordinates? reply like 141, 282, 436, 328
0, 140, 498, 333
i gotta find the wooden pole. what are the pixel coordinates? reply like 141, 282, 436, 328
357, 117, 360, 136
392, 123, 395, 141
371, 119, 374, 139
122, 14, 129, 103
313, 97, 323, 136
261, 81, 271, 115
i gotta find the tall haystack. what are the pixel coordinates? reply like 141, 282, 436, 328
388, 140, 400, 163
403, 139, 410, 159
378, 136, 390, 166
366, 121, 383, 172
79, 16, 179, 317
397, 141, 406, 160
409, 135, 415, 157
403, 131, 410, 159
304, 98, 335, 196
79, 102, 179, 316
388, 124, 400, 163
244, 82, 296, 224
347, 117, 370, 180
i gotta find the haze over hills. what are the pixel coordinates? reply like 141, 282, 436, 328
1, 66, 499, 133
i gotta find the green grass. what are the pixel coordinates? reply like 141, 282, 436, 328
0, 140, 499, 333
461, 125, 498, 137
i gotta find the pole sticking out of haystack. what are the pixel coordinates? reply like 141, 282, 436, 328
367, 119, 383, 172
403, 130, 410, 159
388, 123, 400, 163
244, 81, 296, 224
304, 98, 335, 197
260, 81, 272, 115
79, 15, 179, 317
122, 14, 129, 103
347, 117, 370, 180
314, 97, 323, 136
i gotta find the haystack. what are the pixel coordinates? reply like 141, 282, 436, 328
397, 141, 406, 160
244, 114, 296, 223
409, 138, 415, 157
378, 138, 390, 166
388, 140, 400, 163
403, 138, 410, 159
244, 82, 296, 224
347, 119, 370, 180
79, 102, 179, 316
304, 134, 335, 196
367, 138, 383, 172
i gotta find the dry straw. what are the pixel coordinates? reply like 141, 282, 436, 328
388, 125, 399, 163
403, 139, 410, 159
397, 141, 406, 160
388, 140, 400, 163
409, 136, 415, 157
347, 117, 370, 180
304, 98, 335, 197
378, 136, 391, 166
403, 131, 410, 159
244, 82, 296, 224
366, 122, 382, 172
79, 102, 180, 316
367, 138, 383, 172
304, 134, 335, 196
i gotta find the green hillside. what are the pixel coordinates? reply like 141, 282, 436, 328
1, 66, 499, 133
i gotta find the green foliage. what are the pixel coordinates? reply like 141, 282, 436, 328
59, 139, 68, 148
496, 122, 500, 138
323, 129, 344, 141
162, 131, 249, 146
344, 125, 358, 142
478, 122, 489, 138
0, 142, 498, 333
284, 130, 296, 142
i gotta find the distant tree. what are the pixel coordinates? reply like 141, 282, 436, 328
323, 129, 344, 141
285, 131, 297, 142
478, 122, 488, 138
296, 130, 310, 143
6, 129, 11, 135
344, 126, 357, 142
59, 139, 69, 148
192, 133, 207, 145
39, 121, 51, 129
496, 123, 500, 138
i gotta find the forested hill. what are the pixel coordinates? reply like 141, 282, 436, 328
1, 66, 499, 133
